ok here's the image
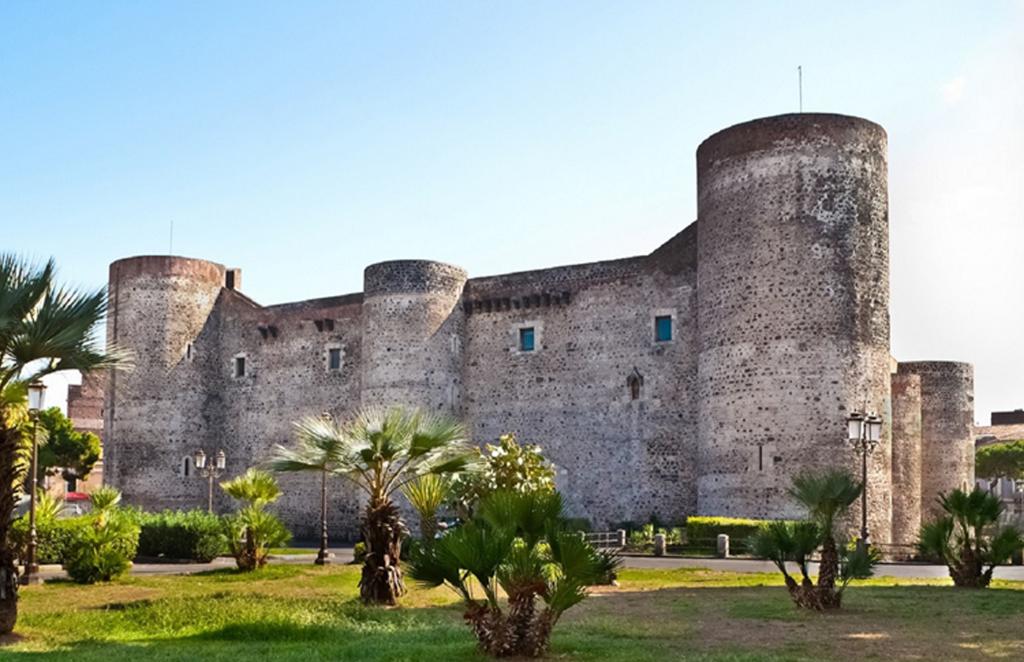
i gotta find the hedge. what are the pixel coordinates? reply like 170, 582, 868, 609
136, 509, 228, 562
686, 516, 792, 548
9, 516, 87, 564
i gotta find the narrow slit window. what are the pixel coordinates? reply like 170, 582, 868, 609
235, 356, 246, 378
328, 347, 342, 371
655, 315, 673, 342
519, 327, 535, 352
757, 444, 764, 472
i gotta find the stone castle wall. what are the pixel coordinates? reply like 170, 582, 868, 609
102, 113, 975, 541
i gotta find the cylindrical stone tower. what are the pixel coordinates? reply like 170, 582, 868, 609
361, 260, 468, 412
104, 256, 225, 507
897, 361, 975, 520
696, 114, 892, 540
890, 371, 922, 549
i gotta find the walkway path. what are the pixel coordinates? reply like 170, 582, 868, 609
33, 547, 1024, 582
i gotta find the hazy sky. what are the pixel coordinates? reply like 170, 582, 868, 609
2, 1, 1021, 422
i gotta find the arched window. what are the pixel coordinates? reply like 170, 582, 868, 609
627, 368, 644, 401
180, 455, 192, 478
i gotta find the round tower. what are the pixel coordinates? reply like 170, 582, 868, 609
361, 260, 468, 412
897, 361, 975, 520
695, 114, 893, 540
104, 256, 226, 506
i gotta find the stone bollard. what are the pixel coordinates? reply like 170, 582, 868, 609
716, 534, 730, 559
617, 529, 627, 548
653, 533, 666, 557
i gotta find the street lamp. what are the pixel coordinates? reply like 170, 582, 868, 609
847, 409, 883, 552
315, 411, 332, 566
194, 448, 226, 513
21, 380, 46, 585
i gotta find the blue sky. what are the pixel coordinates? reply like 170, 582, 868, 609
2, 1, 1022, 420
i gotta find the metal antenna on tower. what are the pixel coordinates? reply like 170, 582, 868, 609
798, 65, 803, 112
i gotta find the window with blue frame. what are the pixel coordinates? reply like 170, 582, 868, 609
519, 327, 535, 352
655, 315, 672, 342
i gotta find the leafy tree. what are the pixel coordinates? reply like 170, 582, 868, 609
918, 487, 1024, 588
287, 407, 474, 605
0, 254, 127, 633
407, 489, 606, 657
36, 406, 101, 486
751, 469, 878, 610
221, 468, 290, 571
451, 433, 555, 517
976, 441, 1024, 484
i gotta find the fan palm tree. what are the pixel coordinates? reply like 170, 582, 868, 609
401, 473, 450, 541
788, 469, 862, 606
0, 254, 127, 633
287, 407, 474, 605
269, 415, 347, 564
221, 468, 289, 571
918, 487, 1024, 588
407, 489, 605, 657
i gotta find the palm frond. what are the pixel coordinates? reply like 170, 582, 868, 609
221, 468, 282, 507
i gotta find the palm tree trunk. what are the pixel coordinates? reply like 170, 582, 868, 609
0, 423, 27, 634
358, 498, 406, 605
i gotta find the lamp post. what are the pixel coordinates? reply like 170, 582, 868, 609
846, 410, 883, 553
315, 411, 332, 566
194, 449, 226, 513
21, 380, 46, 585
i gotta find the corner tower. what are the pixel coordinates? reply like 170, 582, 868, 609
695, 114, 893, 539
361, 260, 468, 412
104, 256, 226, 506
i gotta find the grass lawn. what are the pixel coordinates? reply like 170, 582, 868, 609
2, 564, 1023, 660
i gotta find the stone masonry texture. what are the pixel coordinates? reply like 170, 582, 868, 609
102, 114, 974, 542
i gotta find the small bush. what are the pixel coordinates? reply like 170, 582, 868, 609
687, 516, 786, 549
64, 513, 140, 583
352, 541, 367, 565
137, 509, 227, 562
10, 516, 86, 564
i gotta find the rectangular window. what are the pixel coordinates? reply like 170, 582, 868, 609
328, 347, 342, 371
519, 327, 535, 352
655, 315, 673, 342
235, 356, 246, 378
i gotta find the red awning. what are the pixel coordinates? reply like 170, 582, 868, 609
65, 491, 90, 502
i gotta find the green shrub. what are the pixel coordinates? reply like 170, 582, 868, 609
686, 516, 787, 549
9, 516, 86, 564
351, 541, 367, 565
64, 513, 140, 583
137, 509, 227, 562
222, 507, 291, 571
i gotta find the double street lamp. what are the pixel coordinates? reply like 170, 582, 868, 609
846, 410, 883, 552
21, 380, 46, 585
193, 449, 226, 514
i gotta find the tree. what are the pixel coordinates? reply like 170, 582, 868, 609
451, 433, 555, 518
751, 469, 878, 610
269, 417, 347, 564
976, 441, 1024, 484
221, 468, 290, 571
407, 489, 605, 657
0, 254, 127, 633
918, 487, 1024, 588
401, 474, 450, 541
289, 407, 474, 605
37, 406, 101, 487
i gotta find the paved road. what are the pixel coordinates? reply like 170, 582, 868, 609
32, 548, 1024, 581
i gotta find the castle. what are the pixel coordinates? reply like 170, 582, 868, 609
102, 113, 975, 545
